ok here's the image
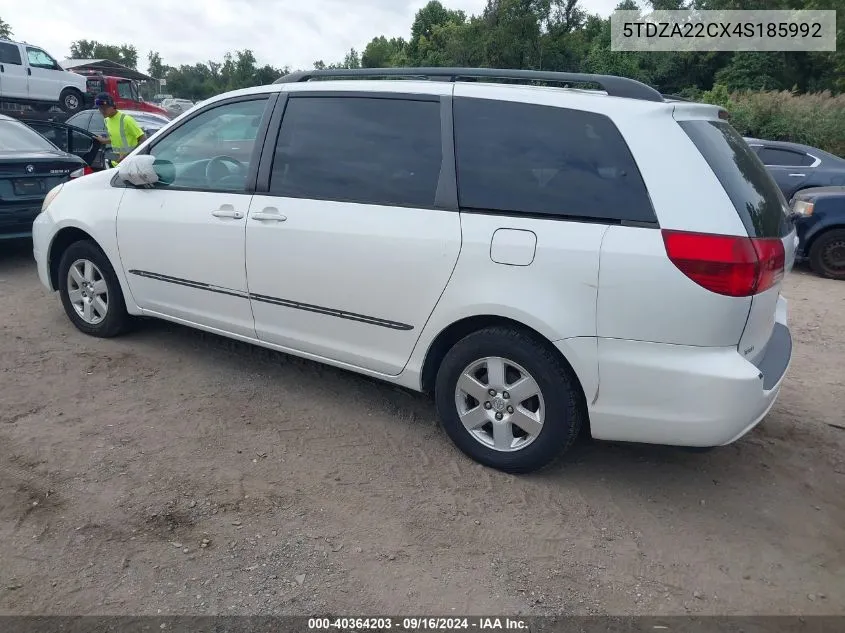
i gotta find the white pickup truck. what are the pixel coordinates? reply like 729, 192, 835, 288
0, 38, 88, 114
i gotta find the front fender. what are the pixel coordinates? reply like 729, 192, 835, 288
41, 173, 141, 315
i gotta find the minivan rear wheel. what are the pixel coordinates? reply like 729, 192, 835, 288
435, 327, 583, 473
809, 228, 845, 280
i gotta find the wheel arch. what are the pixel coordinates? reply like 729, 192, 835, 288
420, 314, 587, 402
805, 222, 845, 259
48, 226, 97, 291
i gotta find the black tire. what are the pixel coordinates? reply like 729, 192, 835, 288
58, 240, 131, 338
59, 88, 84, 115
808, 228, 845, 280
434, 326, 584, 474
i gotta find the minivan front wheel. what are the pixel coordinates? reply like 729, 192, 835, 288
58, 240, 131, 338
435, 327, 584, 473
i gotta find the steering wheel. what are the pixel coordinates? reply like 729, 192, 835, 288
205, 155, 246, 186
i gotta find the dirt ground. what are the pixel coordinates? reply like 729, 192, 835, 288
0, 238, 843, 617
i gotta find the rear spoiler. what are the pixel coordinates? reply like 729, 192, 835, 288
671, 102, 730, 122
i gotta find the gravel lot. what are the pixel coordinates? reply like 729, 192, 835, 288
1, 238, 843, 616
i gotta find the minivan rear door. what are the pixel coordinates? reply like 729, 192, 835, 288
676, 115, 796, 367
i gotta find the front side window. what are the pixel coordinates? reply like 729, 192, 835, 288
117, 81, 133, 100
26, 47, 57, 69
269, 96, 442, 208
70, 129, 94, 153
453, 97, 656, 223
150, 97, 268, 192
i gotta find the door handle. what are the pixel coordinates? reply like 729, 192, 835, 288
788, 173, 806, 177
212, 205, 243, 219
27, 68, 31, 75
252, 208, 287, 222
1, 64, 4, 72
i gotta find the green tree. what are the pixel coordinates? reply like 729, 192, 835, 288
362, 36, 408, 68
408, 1, 467, 64
0, 17, 12, 39
69, 40, 139, 69
147, 51, 167, 80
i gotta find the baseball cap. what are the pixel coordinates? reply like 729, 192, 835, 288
94, 92, 114, 107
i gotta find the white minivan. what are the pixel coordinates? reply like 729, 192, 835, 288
32, 68, 796, 474
0, 38, 87, 114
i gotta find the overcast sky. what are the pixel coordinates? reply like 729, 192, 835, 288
3, 0, 620, 73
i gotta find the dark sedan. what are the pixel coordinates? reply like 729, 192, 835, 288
23, 119, 108, 172
790, 186, 845, 280
745, 137, 845, 201
0, 114, 86, 240
65, 108, 170, 139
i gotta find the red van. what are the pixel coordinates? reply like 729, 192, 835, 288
75, 71, 170, 117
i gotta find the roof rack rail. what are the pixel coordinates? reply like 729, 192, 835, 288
274, 67, 665, 103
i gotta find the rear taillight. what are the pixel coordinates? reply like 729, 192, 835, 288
662, 229, 784, 297
69, 166, 93, 179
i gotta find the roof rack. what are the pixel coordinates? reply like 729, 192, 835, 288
274, 67, 665, 103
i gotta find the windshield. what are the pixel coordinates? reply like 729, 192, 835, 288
0, 120, 58, 152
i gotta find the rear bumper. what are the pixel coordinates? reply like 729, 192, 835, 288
0, 204, 40, 239
583, 297, 791, 447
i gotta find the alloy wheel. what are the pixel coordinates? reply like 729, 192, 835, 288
454, 356, 545, 452
67, 259, 109, 325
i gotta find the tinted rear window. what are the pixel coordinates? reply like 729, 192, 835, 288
679, 120, 790, 238
270, 96, 442, 208
454, 97, 656, 224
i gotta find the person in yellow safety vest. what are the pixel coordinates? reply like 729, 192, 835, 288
93, 92, 147, 167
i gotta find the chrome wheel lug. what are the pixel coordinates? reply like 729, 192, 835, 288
507, 406, 514, 414
484, 402, 492, 410
495, 412, 503, 421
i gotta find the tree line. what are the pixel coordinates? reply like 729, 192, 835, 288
3, 0, 844, 100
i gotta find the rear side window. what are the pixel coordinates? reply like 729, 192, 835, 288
679, 120, 790, 238
270, 96, 442, 208
0, 42, 21, 65
757, 147, 815, 167
453, 98, 656, 223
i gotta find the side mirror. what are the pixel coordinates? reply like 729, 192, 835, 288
117, 155, 175, 187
